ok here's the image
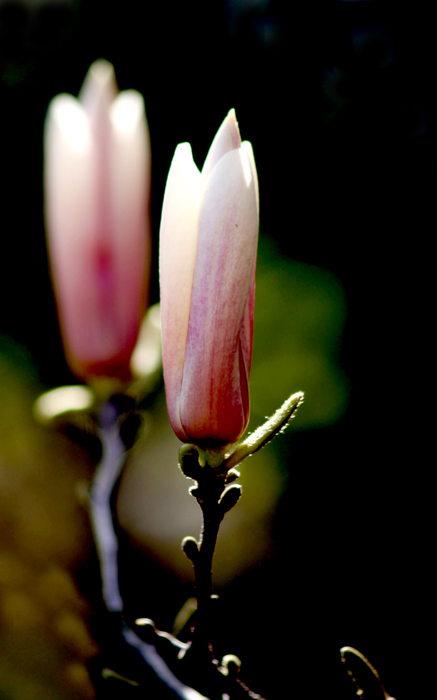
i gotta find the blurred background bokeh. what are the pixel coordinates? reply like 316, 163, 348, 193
0, 1, 434, 698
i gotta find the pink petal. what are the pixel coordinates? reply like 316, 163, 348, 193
179, 146, 258, 446
108, 90, 151, 371
240, 141, 259, 378
71, 61, 122, 375
79, 61, 116, 250
44, 95, 98, 376
79, 60, 118, 125
159, 144, 201, 440
240, 257, 256, 381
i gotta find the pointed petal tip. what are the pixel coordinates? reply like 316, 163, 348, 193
175, 141, 193, 156
169, 142, 201, 199
169, 142, 195, 170
225, 108, 242, 144
86, 59, 116, 88
79, 58, 118, 113
226, 108, 241, 144
200, 109, 242, 183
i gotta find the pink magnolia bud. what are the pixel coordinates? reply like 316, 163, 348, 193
159, 110, 259, 447
44, 60, 151, 381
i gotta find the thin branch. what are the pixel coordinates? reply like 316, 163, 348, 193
123, 625, 209, 700
88, 403, 209, 699
89, 414, 125, 612
340, 646, 396, 700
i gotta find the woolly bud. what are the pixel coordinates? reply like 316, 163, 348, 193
182, 536, 199, 563
219, 485, 242, 514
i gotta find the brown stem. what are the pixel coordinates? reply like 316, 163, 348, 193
180, 457, 227, 669
191, 502, 223, 657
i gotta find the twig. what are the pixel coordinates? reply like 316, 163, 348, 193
89, 404, 125, 612
88, 401, 210, 699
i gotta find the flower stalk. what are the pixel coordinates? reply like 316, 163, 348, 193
88, 399, 209, 699
89, 402, 126, 612
179, 389, 303, 681
185, 489, 226, 643
180, 447, 234, 689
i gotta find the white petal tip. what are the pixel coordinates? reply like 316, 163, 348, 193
33, 385, 94, 425
111, 90, 146, 136
47, 95, 90, 153
86, 59, 116, 89
79, 58, 118, 112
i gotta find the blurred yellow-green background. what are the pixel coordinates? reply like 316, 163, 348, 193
1, 1, 434, 698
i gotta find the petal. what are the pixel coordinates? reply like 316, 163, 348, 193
180, 146, 258, 445
200, 109, 241, 185
44, 94, 98, 374
240, 141, 259, 378
159, 143, 201, 440
79, 59, 118, 123
79, 60, 115, 250
59, 61, 120, 374
240, 256, 256, 382
242, 141, 259, 216
108, 90, 151, 363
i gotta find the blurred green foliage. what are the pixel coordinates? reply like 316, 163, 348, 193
0, 338, 97, 700
250, 237, 349, 431
0, 242, 348, 696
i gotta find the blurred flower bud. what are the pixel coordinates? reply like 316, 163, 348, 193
44, 59, 151, 381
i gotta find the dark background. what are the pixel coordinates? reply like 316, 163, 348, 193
0, 1, 434, 698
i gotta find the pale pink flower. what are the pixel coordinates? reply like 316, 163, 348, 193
160, 110, 259, 447
44, 60, 151, 381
